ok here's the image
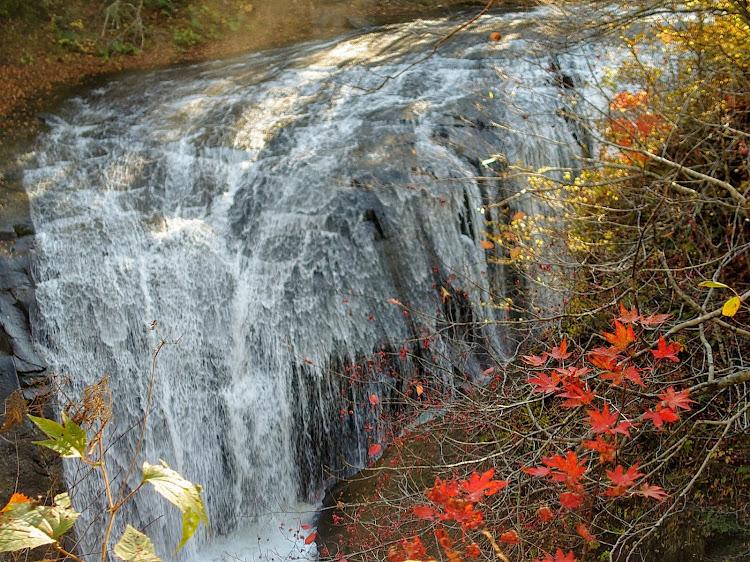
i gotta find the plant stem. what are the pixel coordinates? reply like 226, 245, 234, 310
56, 544, 86, 562
99, 437, 116, 562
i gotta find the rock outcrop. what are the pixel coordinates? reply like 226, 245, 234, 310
0, 151, 63, 547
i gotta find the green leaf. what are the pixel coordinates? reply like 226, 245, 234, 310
0, 493, 79, 553
142, 460, 208, 551
37, 494, 79, 540
175, 509, 201, 553
698, 280, 731, 289
0, 517, 56, 552
722, 296, 741, 317
113, 525, 162, 562
28, 413, 87, 458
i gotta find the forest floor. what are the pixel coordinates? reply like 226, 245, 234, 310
0, 0, 523, 146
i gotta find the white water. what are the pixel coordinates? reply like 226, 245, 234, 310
23, 9, 608, 561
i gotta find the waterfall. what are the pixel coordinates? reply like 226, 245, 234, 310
22, 9, 603, 561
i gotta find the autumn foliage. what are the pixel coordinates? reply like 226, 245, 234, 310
320, 2, 750, 560
354, 305, 701, 562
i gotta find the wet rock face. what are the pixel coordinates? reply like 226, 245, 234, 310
0, 158, 57, 541
0, 356, 20, 403
0, 166, 46, 380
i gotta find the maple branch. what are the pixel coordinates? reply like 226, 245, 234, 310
689, 369, 750, 398
599, 138, 749, 207
663, 287, 750, 339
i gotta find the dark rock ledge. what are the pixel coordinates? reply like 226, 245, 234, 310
0, 151, 66, 560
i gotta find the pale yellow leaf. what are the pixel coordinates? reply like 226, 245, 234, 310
722, 296, 741, 317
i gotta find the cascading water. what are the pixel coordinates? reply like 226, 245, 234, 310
21, 9, 604, 561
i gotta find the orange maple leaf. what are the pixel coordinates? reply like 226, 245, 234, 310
1, 492, 31, 512
459, 468, 508, 501
603, 320, 635, 351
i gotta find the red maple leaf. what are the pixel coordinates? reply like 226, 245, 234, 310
401, 536, 427, 559
605, 464, 644, 497
588, 346, 621, 371
558, 381, 595, 407
599, 366, 624, 386
442, 498, 483, 530
543, 450, 587, 483
603, 321, 635, 352
576, 523, 596, 543
553, 550, 578, 562
603, 486, 627, 498
608, 464, 644, 487
582, 435, 617, 464
522, 353, 549, 366
524, 466, 552, 477
388, 536, 434, 562
652, 336, 681, 362
559, 492, 584, 509
535, 549, 578, 562
426, 477, 460, 503
623, 365, 646, 387
500, 530, 521, 544
536, 506, 554, 522
659, 386, 695, 411
642, 404, 680, 429
617, 302, 640, 324
465, 543, 481, 558
413, 505, 436, 519
549, 338, 573, 361
609, 420, 633, 437
586, 403, 618, 433
459, 468, 508, 501
387, 546, 406, 562
586, 403, 632, 436
435, 528, 454, 550
640, 312, 671, 326
635, 482, 670, 501
554, 366, 592, 381
526, 372, 561, 394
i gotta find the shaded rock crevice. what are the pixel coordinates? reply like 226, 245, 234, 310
0, 154, 61, 553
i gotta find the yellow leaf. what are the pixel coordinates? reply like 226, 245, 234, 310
415, 384, 424, 396
722, 296, 741, 317
509, 247, 523, 259
698, 280, 731, 289
439, 286, 451, 303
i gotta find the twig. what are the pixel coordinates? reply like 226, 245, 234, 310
690, 369, 750, 397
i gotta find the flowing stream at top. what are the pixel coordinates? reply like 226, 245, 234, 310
22, 9, 606, 561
